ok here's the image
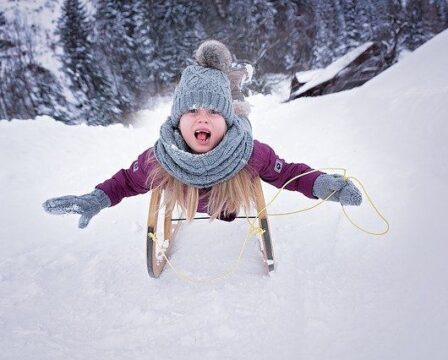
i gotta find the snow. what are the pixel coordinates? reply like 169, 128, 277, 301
294, 68, 324, 84
291, 42, 374, 98
1, 29, 448, 359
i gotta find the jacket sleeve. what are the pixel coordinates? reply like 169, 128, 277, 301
95, 147, 156, 206
249, 140, 324, 199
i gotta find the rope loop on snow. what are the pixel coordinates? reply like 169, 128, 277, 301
149, 168, 389, 283
264, 168, 390, 236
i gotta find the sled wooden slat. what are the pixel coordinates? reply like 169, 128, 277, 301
253, 177, 275, 273
146, 188, 181, 278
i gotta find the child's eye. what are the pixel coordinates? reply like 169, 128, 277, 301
188, 109, 198, 114
209, 109, 218, 115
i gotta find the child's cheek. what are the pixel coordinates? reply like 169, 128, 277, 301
181, 130, 195, 147
218, 123, 228, 141
179, 120, 190, 139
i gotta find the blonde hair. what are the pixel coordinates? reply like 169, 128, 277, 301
146, 151, 256, 221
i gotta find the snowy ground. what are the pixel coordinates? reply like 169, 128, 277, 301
1, 30, 448, 360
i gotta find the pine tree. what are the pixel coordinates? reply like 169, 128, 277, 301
1, 13, 70, 122
367, 0, 391, 41
2, 16, 37, 119
95, 0, 135, 114
24, 63, 72, 123
439, 0, 448, 29
270, 0, 314, 73
58, 0, 119, 125
403, 0, 427, 50
151, 0, 206, 91
121, 0, 159, 105
421, 0, 448, 36
355, 0, 376, 42
225, 0, 277, 70
0, 10, 11, 119
341, 0, 360, 48
311, 0, 340, 67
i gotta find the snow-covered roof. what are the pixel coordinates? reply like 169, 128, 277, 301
294, 69, 323, 84
291, 41, 374, 98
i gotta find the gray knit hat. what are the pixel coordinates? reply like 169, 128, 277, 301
169, 40, 235, 127
154, 40, 254, 188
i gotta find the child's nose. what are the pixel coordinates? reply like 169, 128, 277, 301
197, 109, 210, 122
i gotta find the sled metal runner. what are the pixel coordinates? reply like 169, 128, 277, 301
146, 177, 274, 278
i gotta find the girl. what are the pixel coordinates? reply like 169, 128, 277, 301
43, 40, 362, 229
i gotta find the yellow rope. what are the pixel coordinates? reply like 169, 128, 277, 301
341, 175, 390, 236
259, 168, 390, 235
149, 168, 389, 283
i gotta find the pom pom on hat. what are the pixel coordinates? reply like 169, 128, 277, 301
194, 40, 232, 73
170, 40, 236, 126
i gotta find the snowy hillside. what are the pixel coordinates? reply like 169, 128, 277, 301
1, 29, 447, 360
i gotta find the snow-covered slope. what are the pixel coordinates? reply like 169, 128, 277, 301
1, 30, 448, 360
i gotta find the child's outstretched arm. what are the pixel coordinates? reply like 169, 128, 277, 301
250, 140, 362, 206
42, 189, 111, 229
42, 148, 155, 228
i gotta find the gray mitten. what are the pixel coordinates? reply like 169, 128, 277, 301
313, 174, 362, 206
42, 188, 111, 229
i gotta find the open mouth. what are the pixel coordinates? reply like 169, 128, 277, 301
194, 130, 211, 143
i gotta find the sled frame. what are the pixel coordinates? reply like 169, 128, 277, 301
146, 190, 182, 278
146, 177, 274, 278
253, 178, 275, 273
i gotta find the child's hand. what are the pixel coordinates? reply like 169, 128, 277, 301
42, 189, 111, 229
313, 174, 362, 206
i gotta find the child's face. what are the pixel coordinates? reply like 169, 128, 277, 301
179, 108, 227, 153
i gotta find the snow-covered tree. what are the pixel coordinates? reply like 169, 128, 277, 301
94, 0, 135, 115
150, 0, 206, 90
355, 0, 377, 42
116, 0, 160, 106
311, 0, 341, 67
225, 0, 277, 69
340, 0, 359, 47
403, 0, 428, 50
58, 0, 120, 125
128, 0, 157, 103
270, 0, 314, 73
421, 0, 448, 36
23, 64, 72, 123
0, 14, 69, 122
0, 10, 11, 119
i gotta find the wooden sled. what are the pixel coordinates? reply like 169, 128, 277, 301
146, 177, 274, 278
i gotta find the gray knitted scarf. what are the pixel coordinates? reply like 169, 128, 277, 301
154, 114, 253, 188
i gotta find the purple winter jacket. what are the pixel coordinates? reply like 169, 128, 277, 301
96, 139, 323, 217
